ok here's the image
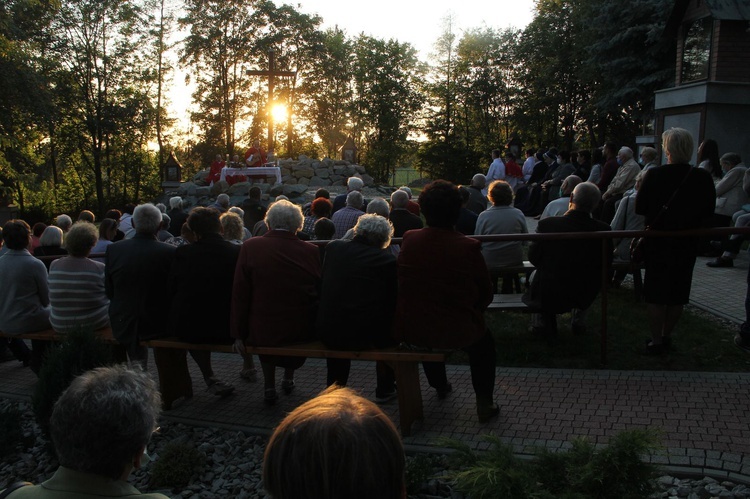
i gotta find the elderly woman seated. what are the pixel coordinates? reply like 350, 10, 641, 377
317, 214, 398, 401
301, 197, 333, 238
33, 225, 67, 270
263, 386, 406, 499
475, 180, 528, 293
220, 211, 245, 245
49, 222, 110, 333
2, 365, 168, 498
91, 218, 118, 264
0, 220, 50, 370
231, 200, 321, 405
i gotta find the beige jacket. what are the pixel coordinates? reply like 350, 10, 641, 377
605, 158, 640, 197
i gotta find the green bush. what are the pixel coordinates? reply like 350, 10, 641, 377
438, 429, 660, 499
150, 441, 206, 488
32, 329, 115, 438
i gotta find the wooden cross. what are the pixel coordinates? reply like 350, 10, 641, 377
246, 49, 296, 151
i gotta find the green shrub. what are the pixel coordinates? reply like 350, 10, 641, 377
150, 441, 206, 488
0, 405, 24, 455
438, 429, 660, 499
32, 329, 115, 438
405, 453, 441, 495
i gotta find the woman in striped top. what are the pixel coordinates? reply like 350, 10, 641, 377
48, 222, 110, 333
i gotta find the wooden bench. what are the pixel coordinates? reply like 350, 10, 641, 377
0, 327, 115, 342
141, 338, 447, 437
487, 293, 531, 311
487, 261, 535, 294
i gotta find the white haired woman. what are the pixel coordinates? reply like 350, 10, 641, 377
231, 200, 321, 404
49, 222, 109, 333
33, 225, 67, 270
635, 128, 716, 354
316, 214, 398, 401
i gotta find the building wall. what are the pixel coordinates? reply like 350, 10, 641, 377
713, 20, 750, 82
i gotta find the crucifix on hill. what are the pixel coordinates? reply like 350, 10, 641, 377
246, 49, 296, 152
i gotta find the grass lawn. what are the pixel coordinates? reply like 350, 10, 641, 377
481, 286, 750, 372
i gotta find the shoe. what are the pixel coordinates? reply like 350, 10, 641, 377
375, 389, 397, 403
643, 341, 667, 355
735, 334, 750, 353
436, 383, 453, 400
207, 379, 235, 397
478, 404, 500, 423
281, 379, 295, 395
706, 257, 733, 268
240, 367, 258, 381
264, 388, 279, 405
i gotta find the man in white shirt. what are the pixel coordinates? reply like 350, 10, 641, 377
522, 149, 536, 182
484, 149, 506, 195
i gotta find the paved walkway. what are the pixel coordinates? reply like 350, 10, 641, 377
1, 221, 749, 483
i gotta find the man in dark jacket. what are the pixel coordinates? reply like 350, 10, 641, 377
105, 203, 175, 366
524, 182, 612, 336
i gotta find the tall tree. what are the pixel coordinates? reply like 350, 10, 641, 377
352, 35, 424, 183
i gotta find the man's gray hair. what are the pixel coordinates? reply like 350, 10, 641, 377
390, 189, 409, 209
560, 175, 583, 196
346, 190, 364, 210
155, 203, 167, 214
354, 214, 394, 249
570, 182, 602, 214
217, 193, 230, 208
618, 147, 634, 159
169, 196, 183, 210
55, 214, 73, 231
265, 199, 303, 232
133, 203, 163, 235
347, 176, 364, 191
398, 186, 412, 199
366, 197, 390, 217
471, 174, 487, 188
50, 365, 161, 480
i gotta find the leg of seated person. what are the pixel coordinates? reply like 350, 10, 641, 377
463, 332, 498, 418
421, 361, 450, 395
375, 361, 396, 398
326, 358, 351, 387
6, 338, 31, 364
189, 349, 234, 395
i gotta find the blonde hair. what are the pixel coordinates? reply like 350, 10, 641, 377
220, 212, 244, 241
264, 386, 405, 499
662, 128, 694, 165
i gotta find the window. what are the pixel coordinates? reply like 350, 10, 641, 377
681, 17, 712, 82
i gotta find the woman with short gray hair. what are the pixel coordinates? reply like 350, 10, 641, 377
6, 365, 168, 498
33, 225, 67, 270
49, 222, 109, 333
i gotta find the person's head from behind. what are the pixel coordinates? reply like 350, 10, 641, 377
366, 197, 390, 218
458, 186, 471, 207
56, 214, 72, 232
419, 180, 461, 229
398, 186, 412, 199
99, 218, 118, 241
40, 225, 64, 248
314, 217, 335, 240
347, 176, 364, 192
105, 209, 122, 222
169, 196, 183, 211
314, 188, 330, 200
32, 222, 47, 238
471, 173, 486, 189
50, 365, 161, 481
570, 182, 601, 214
3, 219, 31, 250
265, 199, 303, 233
487, 180, 513, 207
248, 186, 262, 202
220, 212, 245, 241
160, 213, 171, 231
311, 197, 333, 219
78, 210, 95, 223
346, 190, 364, 210
354, 214, 394, 249
390, 189, 409, 210
187, 207, 222, 239
132, 203, 162, 235
560, 175, 583, 197
662, 128, 694, 165
66, 222, 98, 258
263, 386, 405, 499
216, 193, 230, 209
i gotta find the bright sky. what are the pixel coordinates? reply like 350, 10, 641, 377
170, 0, 537, 137
297, 0, 537, 58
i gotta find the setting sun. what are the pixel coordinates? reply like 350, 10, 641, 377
271, 103, 287, 123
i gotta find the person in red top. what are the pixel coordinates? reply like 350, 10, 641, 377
207, 154, 225, 184
504, 152, 525, 190
245, 139, 267, 167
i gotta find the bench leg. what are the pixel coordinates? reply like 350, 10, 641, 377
152, 347, 193, 410
393, 361, 423, 437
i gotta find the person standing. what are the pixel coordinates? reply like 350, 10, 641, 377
245, 139, 267, 167
484, 149, 506, 195
635, 128, 715, 354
